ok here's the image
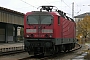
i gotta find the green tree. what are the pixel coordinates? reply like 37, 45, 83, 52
77, 15, 90, 40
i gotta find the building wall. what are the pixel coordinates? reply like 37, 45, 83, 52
0, 7, 24, 43
6, 24, 13, 42
75, 18, 83, 23
0, 23, 6, 42
17, 27, 21, 36
0, 14, 23, 42
0, 10, 24, 25
0, 29, 5, 42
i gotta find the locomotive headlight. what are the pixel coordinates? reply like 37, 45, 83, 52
26, 35, 29, 37
26, 29, 36, 33
42, 29, 53, 33
49, 34, 52, 38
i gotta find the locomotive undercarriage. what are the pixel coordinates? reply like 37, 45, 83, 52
24, 38, 54, 56
50, 43, 75, 54
24, 38, 75, 56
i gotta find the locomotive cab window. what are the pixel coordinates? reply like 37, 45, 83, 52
41, 15, 53, 24
27, 15, 53, 24
58, 16, 60, 25
27, 15, 39, 24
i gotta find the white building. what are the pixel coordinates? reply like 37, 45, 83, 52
74, 12, 90, 23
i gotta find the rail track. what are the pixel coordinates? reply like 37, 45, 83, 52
69, 43, 82, 52
0, 50, 25, 56
0, 46, 25, 56
18, 43, 82, 60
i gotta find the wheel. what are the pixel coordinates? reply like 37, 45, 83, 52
61, 45, 67, 52
28, 51, 31, 55
34, 53, 44, 58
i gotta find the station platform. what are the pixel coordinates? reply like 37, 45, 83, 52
0, 43, 24, 53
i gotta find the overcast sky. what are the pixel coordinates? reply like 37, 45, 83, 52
0, 0, 90, 17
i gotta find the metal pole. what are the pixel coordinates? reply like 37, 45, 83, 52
72, 2, 74, 19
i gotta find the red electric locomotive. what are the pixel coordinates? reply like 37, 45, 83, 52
24, 6, 76, 56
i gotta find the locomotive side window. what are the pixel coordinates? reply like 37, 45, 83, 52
27, 15, 39, 24
58, 16, 60, 25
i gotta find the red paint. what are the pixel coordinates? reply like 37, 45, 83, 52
24, 12, 76, 39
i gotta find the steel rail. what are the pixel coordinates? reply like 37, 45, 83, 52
19, 43, 82, 60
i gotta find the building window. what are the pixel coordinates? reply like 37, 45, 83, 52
78, 19, 80, 22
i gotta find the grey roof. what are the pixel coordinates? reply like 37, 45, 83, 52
0, 6, 24, 16
74, 12, 90, 18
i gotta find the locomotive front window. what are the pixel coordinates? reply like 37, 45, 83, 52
27, 15, 53, 24
41, 15, 53, 24
27, 15, 39, 24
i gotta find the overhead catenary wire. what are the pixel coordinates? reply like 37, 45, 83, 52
59, 0, 72, 16
19, 0, 72, 16
44, 0, 51, 5
20, 0, 37, 8
61, 0, 71, 9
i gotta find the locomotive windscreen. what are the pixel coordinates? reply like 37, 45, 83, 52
27, 15, 53, 24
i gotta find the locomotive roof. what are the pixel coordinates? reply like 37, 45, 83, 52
31, 11, 51, 15
56, 10, 74, 22
32, 11, 60, 16
28, 11, 74, 22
